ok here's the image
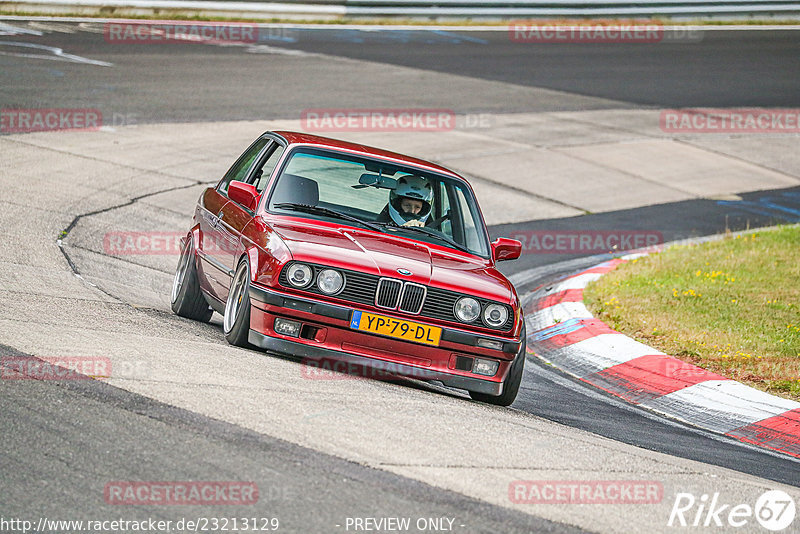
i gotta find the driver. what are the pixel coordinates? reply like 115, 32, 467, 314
377, 174, 433, 228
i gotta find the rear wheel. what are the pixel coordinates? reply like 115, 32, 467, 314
223, 259, 252, 347
469, 324, 526, 407
171, 237, 213, 322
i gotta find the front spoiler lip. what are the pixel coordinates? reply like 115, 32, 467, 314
248, 330, 504, 396
248, 282, 521, 355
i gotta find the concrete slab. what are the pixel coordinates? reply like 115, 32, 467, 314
552, 109, 673, 139
444, 146, 691, 214
470, 111, 646, 148
557, 139, 800, 198
686, 136, 800, 181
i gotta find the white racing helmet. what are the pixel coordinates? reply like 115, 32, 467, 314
388, 175, 433, 226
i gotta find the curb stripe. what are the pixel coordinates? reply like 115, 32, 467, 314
525, 252, 800, 459
544, 333, 662, 378
726, 409, 800, 457
536, 288, 584, 310
531, 318, 616, 349
643, 380, 800, 434
587, 354, 729, 403
529, 317, 586, 341
565, 258, 626, 277
527, 301, 593, 328
551, 272, 604, 291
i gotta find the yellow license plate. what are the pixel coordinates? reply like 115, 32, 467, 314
350, 311, 441, 346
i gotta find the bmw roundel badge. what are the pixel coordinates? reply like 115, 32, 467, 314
397, 268, 412, 276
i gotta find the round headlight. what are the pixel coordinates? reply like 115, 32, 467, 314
454, 297, 481, 323
286, 263, 313, 288
483, 304, 508, 327
316, 269, 343, 295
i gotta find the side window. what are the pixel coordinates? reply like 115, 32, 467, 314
454, 185, 487, 255
218, 138, 268, 195
253, 144, 286, 193
437, 181, 453, 238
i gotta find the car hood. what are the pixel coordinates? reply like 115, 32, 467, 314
271, 220, 514, 303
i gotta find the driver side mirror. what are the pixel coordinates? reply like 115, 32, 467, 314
491, 238, 522, 262
228, 180, 259, 212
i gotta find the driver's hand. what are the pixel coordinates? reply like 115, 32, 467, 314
402, 219, 425, 227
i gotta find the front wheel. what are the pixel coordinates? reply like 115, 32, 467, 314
469, 324, 526, 407
223, 259, 252, 347
171, 237, 213, 323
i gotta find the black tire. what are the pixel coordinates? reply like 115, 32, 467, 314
469, 324, 526, 407
171, 237, 213, 323
223, 259, 252, 348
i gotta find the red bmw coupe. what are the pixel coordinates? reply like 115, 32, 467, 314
171, 131, 526, 405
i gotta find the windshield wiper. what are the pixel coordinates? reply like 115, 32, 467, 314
273, 203, 385, 233
393, 224, 473, 254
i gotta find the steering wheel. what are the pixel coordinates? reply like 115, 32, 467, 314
427, 210, 451, 229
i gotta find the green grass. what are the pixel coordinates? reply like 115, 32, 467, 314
584, 226, 800, 400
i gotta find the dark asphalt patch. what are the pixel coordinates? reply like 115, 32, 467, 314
0, 343, 582, 533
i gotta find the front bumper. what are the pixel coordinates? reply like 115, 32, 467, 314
248, 330, 503, 395
248, 283, 520, 395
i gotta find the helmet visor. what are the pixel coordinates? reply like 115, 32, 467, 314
390, 196, 431, 225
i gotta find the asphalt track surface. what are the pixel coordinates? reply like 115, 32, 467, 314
2, 20, 800, 532
1, 343, 566, 533
261, 28, 800, 108
2, 25, 800, 123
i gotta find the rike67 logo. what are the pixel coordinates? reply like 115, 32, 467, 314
668, 490, 796, 531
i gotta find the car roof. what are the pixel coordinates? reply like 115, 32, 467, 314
269, 131, 463, 179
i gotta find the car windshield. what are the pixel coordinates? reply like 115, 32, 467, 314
268, 147, 490, 257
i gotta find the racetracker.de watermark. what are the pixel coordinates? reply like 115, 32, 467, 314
1, 356, 111, 380
103, 231, 239, 255
509, 230, 663, 254
508, 21, 702, 44
104, 481, 259, 505
509, 480, 663, 504
1, 108, 101, 133
301, 108, 458, 132
660, 109, 800, 133
300, 358, 438, 381
103, 22, 260, 44
510, 20, 662, 43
